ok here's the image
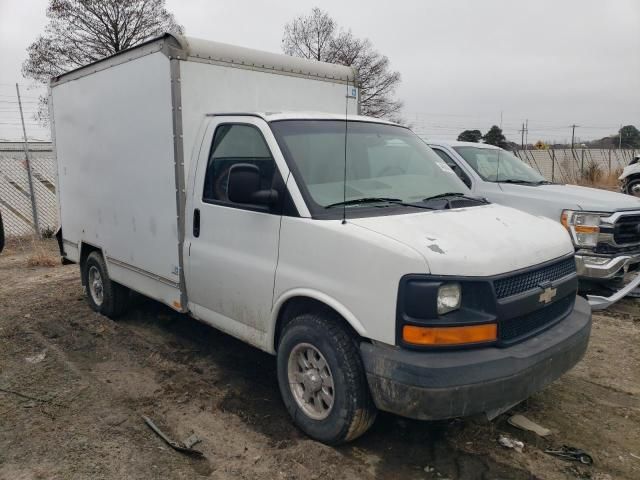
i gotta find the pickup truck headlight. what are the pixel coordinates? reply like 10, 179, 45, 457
437, 282, 461, 314
561, 210, 600, 247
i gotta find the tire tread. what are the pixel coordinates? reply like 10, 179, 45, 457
278, 312, 377, 444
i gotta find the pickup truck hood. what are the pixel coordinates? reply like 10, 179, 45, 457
350, 204, 573, 276
497, 183, 640, 212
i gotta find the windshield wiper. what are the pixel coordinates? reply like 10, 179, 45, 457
422, 192, 476, 201
325, 197, 434, 210
325, 197, 403, 209
498, 179, 541, 185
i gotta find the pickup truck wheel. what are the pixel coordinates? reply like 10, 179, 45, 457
82, 251, 129, 319
627, 179, 640, 197
277, 313, 377, 444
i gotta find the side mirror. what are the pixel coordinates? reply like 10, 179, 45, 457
227, 163, 278, 206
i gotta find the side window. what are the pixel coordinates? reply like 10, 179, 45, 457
432, 148, 472, 188
203, 124, 276, 204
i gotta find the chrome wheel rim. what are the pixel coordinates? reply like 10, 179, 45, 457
631, 183, 640, 197
287, 343, 335, 420
88, 266, 104, 306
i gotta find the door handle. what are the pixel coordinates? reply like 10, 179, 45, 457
193, 209, 200, 238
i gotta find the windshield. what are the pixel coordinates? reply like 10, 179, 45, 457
453, 146, 546, 183
269, 120, 468, 212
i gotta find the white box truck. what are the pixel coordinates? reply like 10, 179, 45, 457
50, 33, 591, 444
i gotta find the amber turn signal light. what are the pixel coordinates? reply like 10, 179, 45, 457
402, 323, 498, 346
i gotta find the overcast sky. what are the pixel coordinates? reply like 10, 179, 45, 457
0, 0, 638, 143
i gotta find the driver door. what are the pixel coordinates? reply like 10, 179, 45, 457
186, 117, 286, 346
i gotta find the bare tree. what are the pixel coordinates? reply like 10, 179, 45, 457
282, 8, 402, 119
23, 0, 183, 122
282, 7, 335, 62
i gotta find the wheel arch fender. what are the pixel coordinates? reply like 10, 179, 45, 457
620, 164, 640, 181
270, 288, 368, 353
79, 242, 106, 285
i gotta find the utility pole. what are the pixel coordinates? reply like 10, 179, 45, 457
570, 124, 579, 150
619, 124, 623, 150
16, 83, 40, 237
525, 119, 529, 147
520, 122, 525, 150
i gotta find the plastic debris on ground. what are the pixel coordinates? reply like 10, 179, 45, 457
508, 414, 551, 437
498, 435, 524, 453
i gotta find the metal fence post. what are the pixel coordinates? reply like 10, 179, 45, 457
16, 83, 40, 237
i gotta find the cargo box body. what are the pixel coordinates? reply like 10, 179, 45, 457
50, 34, 358, 309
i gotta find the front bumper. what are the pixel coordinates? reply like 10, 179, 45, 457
360, 296, 591, 420
576, 253, 640, 310
575, 252, 640, 280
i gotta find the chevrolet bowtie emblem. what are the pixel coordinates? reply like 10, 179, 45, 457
539, 287, 557, 304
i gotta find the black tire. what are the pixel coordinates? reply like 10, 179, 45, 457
627, 178, 640, 197
81, 251, 129, 319
277, 313, 377, 444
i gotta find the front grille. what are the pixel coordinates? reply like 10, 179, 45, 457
500, 295, 574, 343
493, 257, 576, 299
614, 215, 640, 245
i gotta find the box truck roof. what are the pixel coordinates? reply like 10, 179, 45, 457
50, 32, 357, 86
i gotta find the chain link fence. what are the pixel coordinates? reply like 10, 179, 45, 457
0, 142, 57, 238
514, 148, 637, 184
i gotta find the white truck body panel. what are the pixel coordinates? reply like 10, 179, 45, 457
51, 51, 182, 306
180, 61, 358, 172
350, 204, 571, 277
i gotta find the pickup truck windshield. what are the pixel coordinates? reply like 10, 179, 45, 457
453, 146, 546, 184
270, 120, 468, 212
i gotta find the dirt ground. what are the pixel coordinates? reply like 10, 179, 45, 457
0, 239, 638, 480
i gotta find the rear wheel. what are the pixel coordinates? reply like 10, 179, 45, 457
277, 312, 377, 444
81, 251, 129, 319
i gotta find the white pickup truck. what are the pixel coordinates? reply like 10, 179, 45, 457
50, 33, 591, 444
428, 140, 640, 309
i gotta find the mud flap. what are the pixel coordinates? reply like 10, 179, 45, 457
55, 227, 74, 265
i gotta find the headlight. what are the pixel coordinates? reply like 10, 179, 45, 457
437, 282, 461, 314
561, 210, 601, 247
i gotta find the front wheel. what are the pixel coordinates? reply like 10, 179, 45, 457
626, 178, 640, 197
276, 313, 377, 444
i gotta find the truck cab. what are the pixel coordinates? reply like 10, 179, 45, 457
178, 112, 591, 442
428, 140, 640, 309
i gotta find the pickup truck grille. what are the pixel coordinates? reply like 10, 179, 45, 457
493, 257, 576, 299
500, 295, 574, 344
614, 215, 640, 245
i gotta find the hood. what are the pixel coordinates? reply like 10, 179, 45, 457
350, 204, 573, 276
498, 183, 640, 212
